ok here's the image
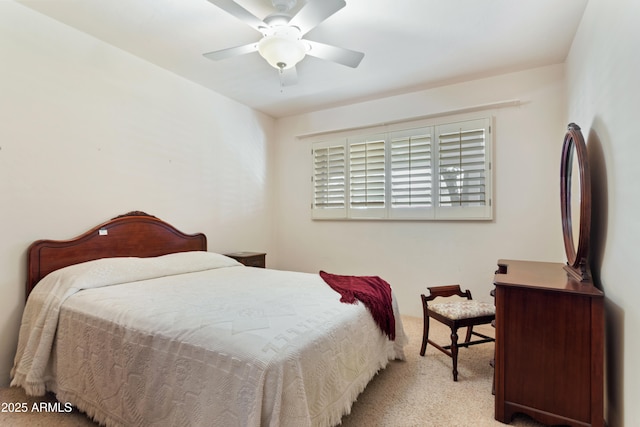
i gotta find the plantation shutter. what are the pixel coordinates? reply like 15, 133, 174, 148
435, 118, 492, 219
310, 116, 492, 220
389, 127, 434, 218
312, 141, 346, 219
349, 135, 385, 218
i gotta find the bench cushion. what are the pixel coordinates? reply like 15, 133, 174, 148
429, 301, 495, 320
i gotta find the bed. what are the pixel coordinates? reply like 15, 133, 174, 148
11, 212, 407, 427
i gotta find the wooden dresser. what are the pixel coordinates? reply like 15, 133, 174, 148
493, 259, 604, 427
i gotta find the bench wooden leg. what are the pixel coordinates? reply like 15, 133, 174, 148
420, 308, 430, 356
465, 326, 473, 343
451, 328, 459, 381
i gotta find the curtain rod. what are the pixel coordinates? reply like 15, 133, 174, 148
297, 99, 521, 139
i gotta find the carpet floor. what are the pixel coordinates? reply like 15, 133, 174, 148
1, 316, 544, 426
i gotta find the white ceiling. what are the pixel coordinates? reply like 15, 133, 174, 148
17, 0, 588, 118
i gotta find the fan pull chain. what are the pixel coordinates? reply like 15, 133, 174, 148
279, 69, 285, 93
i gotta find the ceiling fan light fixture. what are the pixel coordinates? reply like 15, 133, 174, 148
205, 0, 364, 82
257, 28, 307, 70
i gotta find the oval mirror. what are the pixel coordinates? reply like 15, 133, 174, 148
560, 123, 591, 281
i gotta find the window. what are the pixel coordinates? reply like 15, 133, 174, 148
390, 128, 433, 217
311, 117, 492, 220
349, 134, 385, 218
313, 143, 346, 217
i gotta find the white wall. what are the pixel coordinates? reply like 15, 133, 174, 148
0, 3, 274, 387
272, 64, 568, 318
566, 0, 640, 425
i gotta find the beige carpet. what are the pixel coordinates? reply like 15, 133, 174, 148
1, 316, 544, 426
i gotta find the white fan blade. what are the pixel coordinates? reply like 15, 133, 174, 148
279, 67, 298, 87
206, 0, 266, 33
289, 0, 346, 35
203, 43, 258, 61
306, 40, 364, 68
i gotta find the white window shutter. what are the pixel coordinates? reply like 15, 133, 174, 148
312, 141, 346, 219
348, 135, 386, 218
310, 116, 493, 221
435, 118, 492, 219
389, 127, 435, 219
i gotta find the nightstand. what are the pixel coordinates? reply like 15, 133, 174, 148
224, 252, 266, 268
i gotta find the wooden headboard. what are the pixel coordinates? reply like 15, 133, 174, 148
26, 211, 207, 297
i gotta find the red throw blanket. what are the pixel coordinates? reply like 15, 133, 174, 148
319, 271, 395, 340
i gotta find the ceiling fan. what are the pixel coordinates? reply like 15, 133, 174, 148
203, 0, 365, 86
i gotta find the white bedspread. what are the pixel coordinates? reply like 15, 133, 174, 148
12, 252, 407, 427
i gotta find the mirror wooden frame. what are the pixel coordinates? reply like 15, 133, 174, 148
560, 123, 591, 281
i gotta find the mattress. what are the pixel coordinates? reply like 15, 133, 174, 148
12, 251, 407, 426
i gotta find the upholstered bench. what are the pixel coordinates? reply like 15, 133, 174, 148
420, 284, 495, 381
